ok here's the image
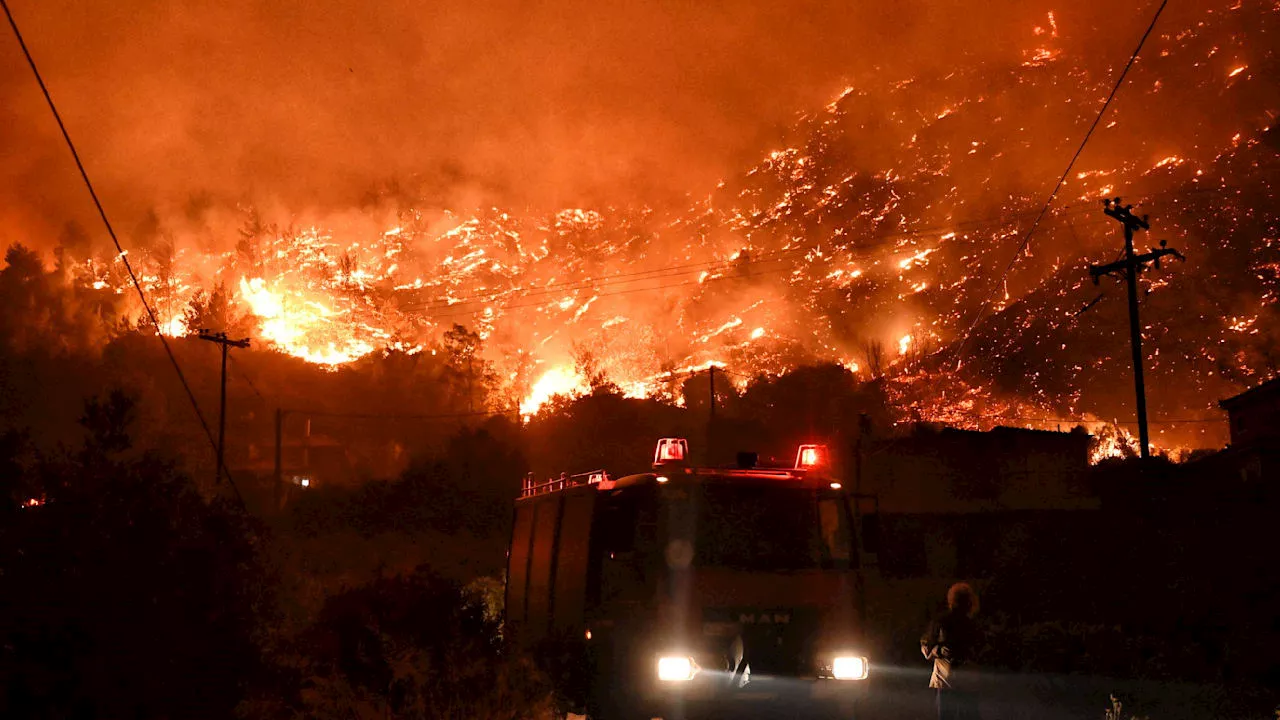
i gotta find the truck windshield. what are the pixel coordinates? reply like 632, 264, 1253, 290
694, 483, 851, 571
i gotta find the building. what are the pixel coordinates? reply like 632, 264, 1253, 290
239, 418, 356, 492
852, 424, 1102, 660
1212, 377, 1280, 483
861, 424, 1096, 515
1219, 375, 1280, 447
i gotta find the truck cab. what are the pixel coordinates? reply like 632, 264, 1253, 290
506, 439, 875, 719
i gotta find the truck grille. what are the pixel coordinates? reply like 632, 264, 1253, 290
702, 607, 818, 677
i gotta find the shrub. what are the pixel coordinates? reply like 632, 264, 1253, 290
290, 569, 553, 719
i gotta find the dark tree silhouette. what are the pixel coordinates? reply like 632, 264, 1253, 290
0, 390, 276, 719
441, 324, 499, 412
182, 281, 255, 337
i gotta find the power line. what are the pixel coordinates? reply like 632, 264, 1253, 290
398, 241, 866, 313
412, 269, 773, 321
230, 349, 1226, 430
396, 203, 1111, 315
227, 354, 515, 420
227, 354, 267, 401
298, 408, 514, 421
403, 179, 1270, 322
969, 413, 1225, 426
1, 0, 244, 505
951, 0, 1171, 367
300, 398, 1225, 427
406, 216, 1120, 322
404, 251, 962, 322
397, 179, 1241, 322
225, 358, 513, 420
401, 251, 779, 311
390, 171, 1257, 320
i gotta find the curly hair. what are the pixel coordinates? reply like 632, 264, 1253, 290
947, 582, 979, 618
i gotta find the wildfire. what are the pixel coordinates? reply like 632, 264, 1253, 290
521, 366, 589, 417
159, 316, 188, 337
58, 0, 1276, 459
238, 277, 378, 365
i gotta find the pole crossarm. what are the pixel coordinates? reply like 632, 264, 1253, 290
1089, 242, 1186, 285
197, 330, 251, 485
1102, 198, 1150, 231
196, 330, 251, 349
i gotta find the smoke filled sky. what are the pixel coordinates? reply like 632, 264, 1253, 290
0, 0, 1159, 245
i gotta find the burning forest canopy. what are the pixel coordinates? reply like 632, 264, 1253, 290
1, 0, 1278, 458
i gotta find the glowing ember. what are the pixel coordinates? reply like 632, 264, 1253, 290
898, 248, 937, 270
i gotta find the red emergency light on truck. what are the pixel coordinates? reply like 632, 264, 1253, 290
506, 438, 878, 720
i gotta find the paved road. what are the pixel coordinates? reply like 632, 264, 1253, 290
862, 666, 1270, 720
566, 667, 1270, 720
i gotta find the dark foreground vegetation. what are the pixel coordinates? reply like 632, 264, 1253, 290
4, 390, 1277, 719
1, 397, 555, 719
1, 244, 1277, 719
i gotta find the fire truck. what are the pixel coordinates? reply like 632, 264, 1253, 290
505, 438, 877, 719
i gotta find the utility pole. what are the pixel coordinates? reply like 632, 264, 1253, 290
198, 329, 251, 485
1087, 198, 1184, 459
708, 365, 716, 422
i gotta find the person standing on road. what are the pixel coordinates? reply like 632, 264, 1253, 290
921, 582, 982, 720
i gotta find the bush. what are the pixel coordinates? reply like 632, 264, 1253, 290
1104, 695, 1149, 720
286, 569, 553, 719
979, 617, 1220, 681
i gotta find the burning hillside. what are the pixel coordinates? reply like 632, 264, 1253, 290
48, 1, 1280, 454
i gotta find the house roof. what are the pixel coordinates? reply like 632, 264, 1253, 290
1219, 375, 1280, 411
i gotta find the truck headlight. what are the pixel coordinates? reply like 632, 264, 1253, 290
657, 655, 698, 682
831, 655, 868, 680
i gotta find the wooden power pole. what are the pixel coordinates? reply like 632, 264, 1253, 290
708, 365, 716, 422
198, 330, 251, 484
1087, 198, 1184, 459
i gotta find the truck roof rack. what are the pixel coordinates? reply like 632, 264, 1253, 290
519, 439, 845, 499
520, 469, 611, 498
692, 467, 803, 481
